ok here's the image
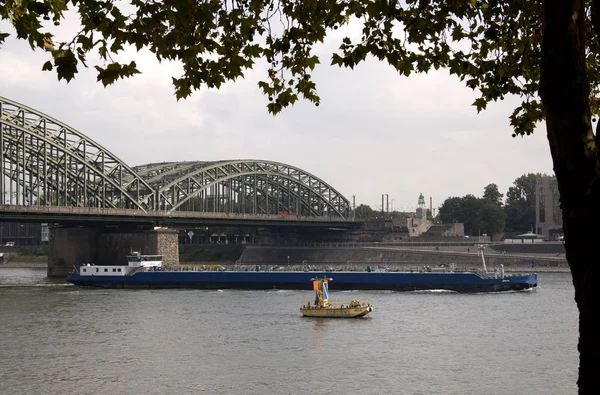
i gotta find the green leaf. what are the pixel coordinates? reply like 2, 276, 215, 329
451, 26, 464, 42
93, 62, 139, 86
42, 61, 53, 71
243, 44, 262, 58
331, 53, 344, 66
172, 77, 192, 100
52, 49, 77, 82
0, 32, 10, 46
472, 98, 487, 113
306, 55, 320, 70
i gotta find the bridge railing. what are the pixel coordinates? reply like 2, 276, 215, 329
0, 204, 352, 222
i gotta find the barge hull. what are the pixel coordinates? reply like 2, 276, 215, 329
67, 271, 537, 293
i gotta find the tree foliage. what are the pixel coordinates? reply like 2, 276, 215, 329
483, 183, 503, 206
353, 203, 376, 220
437, 196, 462, 224
479, 198, 506, 238
437, 193, 495, 236
439, 186, 506, 238
3, 0, 597, 129
506, 173, 540, 204
504, 172, 543, 233
439, 176, 538, 235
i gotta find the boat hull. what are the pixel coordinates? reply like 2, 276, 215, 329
300, 306, 373, 318
66, 270, 537, 293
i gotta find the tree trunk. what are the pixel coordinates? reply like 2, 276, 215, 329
540, 1, 600, 393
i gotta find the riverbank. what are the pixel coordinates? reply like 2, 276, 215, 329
1, 254, 47, 269
3, 244, 572, 273
0, 261, 47, 268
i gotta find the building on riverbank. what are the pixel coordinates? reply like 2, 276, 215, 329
535, 176, 563, 241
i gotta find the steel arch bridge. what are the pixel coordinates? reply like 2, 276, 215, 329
0, 96, 350, 219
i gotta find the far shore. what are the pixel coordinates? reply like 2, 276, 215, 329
0, 261, 47, 269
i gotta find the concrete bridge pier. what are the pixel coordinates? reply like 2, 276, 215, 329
48, 227, 179, 278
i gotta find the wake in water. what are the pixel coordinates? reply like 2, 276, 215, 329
410, 289, 458, 294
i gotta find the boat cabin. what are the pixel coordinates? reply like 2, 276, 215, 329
78, 263, 132, 276
126, 253, 163, 268
77, 252, 163, 276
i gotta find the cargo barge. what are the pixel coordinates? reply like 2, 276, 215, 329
66, 248, 538, 293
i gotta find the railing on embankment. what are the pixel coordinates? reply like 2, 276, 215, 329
237, 245, 567, 270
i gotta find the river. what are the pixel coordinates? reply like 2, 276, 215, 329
0, 269, 578, 395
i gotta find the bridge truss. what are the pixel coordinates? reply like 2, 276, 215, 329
0, 97, 350, 218
128, 160, 350, 217
0, 97, 154, 210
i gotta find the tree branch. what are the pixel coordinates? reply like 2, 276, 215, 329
592, 0, 600, 145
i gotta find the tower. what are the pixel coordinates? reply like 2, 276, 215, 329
416, 193, 426, 219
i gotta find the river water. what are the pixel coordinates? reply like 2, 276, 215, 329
0, 269, 578, 395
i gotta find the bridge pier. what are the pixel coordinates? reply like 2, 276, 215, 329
48, 227, 179, 278
48, 227, 98, 277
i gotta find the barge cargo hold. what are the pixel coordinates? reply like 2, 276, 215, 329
67, 268, 537, 293
66, 247, 538, 293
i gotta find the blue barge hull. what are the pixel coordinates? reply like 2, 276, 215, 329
66, 271, 538, 293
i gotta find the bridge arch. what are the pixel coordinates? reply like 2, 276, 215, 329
0, 96, 155, 211
131, 160, 350, 218
1, 97, 350, 218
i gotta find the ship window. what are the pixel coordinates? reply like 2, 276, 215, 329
104, 268, 108, 272
112, 268, 117, 272
118, 268, 122, 272
83, 268, 87, 272
96, 268, 99, 272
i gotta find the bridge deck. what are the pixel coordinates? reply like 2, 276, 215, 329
0, 204, 358, 228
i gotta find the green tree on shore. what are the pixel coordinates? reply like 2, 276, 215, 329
504, 173, 543, 233
483, 184, 503, 207
479, 199, 506, 239
438, 193, 504, 239
353, 204, 376, 220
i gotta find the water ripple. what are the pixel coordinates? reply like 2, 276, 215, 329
0, 269, 578, 395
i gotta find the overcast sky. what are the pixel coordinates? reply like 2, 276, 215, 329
0, 17, 553, 213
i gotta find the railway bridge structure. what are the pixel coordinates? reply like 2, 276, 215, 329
0, 96, 355, 276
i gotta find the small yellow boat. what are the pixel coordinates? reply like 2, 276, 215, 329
300, 277, 373, 318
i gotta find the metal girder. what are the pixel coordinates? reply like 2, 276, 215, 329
133, 160, 350, 218
0, 97, 350, 219
0, 97, 154, 211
